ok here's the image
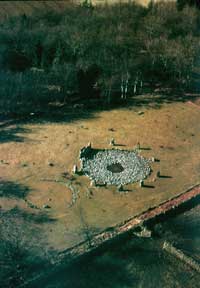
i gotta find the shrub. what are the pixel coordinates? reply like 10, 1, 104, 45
0, 1, 199, 112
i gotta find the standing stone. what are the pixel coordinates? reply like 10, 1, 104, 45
117, 184, 123, 192
90, 180, 96, 187
43, 204, 51, 209
157, 171, 160, 178
87, 142, 92, 148
110, 138, 115, 146
137, 142, 140, 150
139, 180, 144, 187
72, 164, 78, 174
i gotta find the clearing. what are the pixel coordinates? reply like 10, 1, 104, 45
1, 95, 200, 253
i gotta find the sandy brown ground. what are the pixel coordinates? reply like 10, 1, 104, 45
1, 98, 200, 252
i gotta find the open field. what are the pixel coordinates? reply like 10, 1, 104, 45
1, 95, 200, 253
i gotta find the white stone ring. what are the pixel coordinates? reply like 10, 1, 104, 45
80, 148, 151, 186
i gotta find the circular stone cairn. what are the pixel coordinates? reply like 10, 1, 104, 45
80, 148, 151, 186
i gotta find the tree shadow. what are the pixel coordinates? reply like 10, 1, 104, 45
1, 209, 199, 288
0, 208, 57, 288
8, 206, 57, 224
130, 91, 195, 109
31, 233, 175, 288
0, 180, 30, 199
1, 90, 197, 124
35, 249, 137, 288
0, 91, 198, 145
0, 107, 97, 143
0, 125, 30, 143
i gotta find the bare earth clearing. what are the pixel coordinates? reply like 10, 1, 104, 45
1, 96, 200, 253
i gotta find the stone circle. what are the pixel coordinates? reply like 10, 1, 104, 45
80, 148, 151, 186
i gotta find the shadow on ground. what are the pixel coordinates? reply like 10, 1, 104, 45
153, 204, 200, 263
0, 180, 30, 199
0, 181, 57, 224
1, 197, 200, 287
10, 206, 57, 224
0, 92, 198, 126
0, 208, 57, 288
29, 234, 200, 288
0, 91, 198, 144
0, 125, 31, 143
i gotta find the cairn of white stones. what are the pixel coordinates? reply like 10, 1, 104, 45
80, 147, 152, 186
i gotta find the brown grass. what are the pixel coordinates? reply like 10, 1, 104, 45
1, 98, 200, 252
